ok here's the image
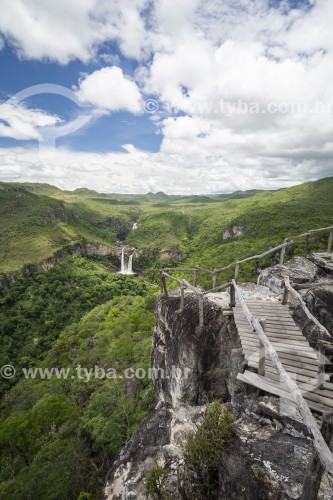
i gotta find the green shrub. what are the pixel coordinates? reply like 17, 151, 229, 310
184, 401, 233, 470
144, 464, 165, 499
78, 493, 93, 500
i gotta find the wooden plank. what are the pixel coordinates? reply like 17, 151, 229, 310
268, 337, 309, 346
265, 328, 304, 336
243, 344, 318, 360
239, 332, 258, 340
243, 345, 260, 352
236, 322, 303, 333
265, 363, 318, 379
266, 357, 320, 372
299, 385, 333, 402
235, 317, 300, 328
235, 316, 297, 325
265, 364, 318, 380
303, 390, 333, 410
238, 371, 331, 415
232, 280, 333, 474
244, 301, 288, 306
267, 334, 307, 343
237, 327, 305, 340
234, 311, 289, 316
261, 341, 314, 352
265, 370, 323, 387
246, 311, 290, 314
248, 351, 319, 367
241, 340, 259, 348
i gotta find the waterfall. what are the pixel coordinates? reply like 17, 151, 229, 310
119, 248, 134, 275
128, 253, 134, 274
132, 223, 138, 230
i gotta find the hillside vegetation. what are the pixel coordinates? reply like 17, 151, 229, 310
1, 177, 333, 275
0, 256, 156, 499
0, 177, 332, 499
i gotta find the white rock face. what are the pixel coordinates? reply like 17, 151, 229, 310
104, 285, 332, 499
223, 224, 244, 240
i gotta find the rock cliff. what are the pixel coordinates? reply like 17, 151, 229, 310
104, 256, 333, 499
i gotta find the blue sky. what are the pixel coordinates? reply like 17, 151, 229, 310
0, 42, 162, 153
0, 0, 332, 194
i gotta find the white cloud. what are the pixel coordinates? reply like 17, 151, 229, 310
0, 103, 61, 140
0, 0, 150, 63
76, 66, 142, 113
1, 0, 333, 192
0, 145, 330, 195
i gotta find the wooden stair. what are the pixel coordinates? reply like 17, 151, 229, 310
234, 301, 333, 415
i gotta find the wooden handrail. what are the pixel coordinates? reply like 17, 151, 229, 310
162, 225, 333, 286
160, 224, 333, 334
232, 279, 333, 476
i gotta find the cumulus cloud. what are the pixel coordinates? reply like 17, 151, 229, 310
0, 0, 150, 63
0, 145, 329, 195
137, 0, 333, 189
1, 0, 333, 192
76, 66, 142, 113
0, 103, 61, 140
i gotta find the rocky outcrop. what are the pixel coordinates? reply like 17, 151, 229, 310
0, 242, 120, 289
304, 286, 333, 335
105, 292, 242, 499
223, 224, 245, 240
309, 253, 333, 275
159, 250, 184, 260
104, 283, 332, 499
152, 292, 241, 407
258, 256, 319, 294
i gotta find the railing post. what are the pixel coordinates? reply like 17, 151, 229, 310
282, 280, 289, 305
180, 284, 184, 310
304, 234, 310, 257
229, 283, 236, 308
280, 242, 287, 264
160, 271, 168, 297
212, 272, 217, 289
317, 331, 325, 388
328, 230, 333, 253
258, 319, 266, 376
193, 265, 200, 287
234, 262, 240, 282
198, 294, 204, 327
301, 413, 333, 500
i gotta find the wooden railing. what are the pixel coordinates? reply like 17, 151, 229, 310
162, 225, 333, 291
282, 276, 331, 388
232, 280, 333, 477
160, 271, 230, 327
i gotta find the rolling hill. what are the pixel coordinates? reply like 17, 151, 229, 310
0, 177, 332, 275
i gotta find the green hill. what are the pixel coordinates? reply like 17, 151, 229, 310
0, 177, 332, 274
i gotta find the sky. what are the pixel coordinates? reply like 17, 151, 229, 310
0, 0, 332, 194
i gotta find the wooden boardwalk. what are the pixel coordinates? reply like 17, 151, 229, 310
234, 301, 333, 415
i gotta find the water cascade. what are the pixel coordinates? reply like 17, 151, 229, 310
132, 223, 138, 230
119, 248, 134, 275
127, 253, 133, 274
